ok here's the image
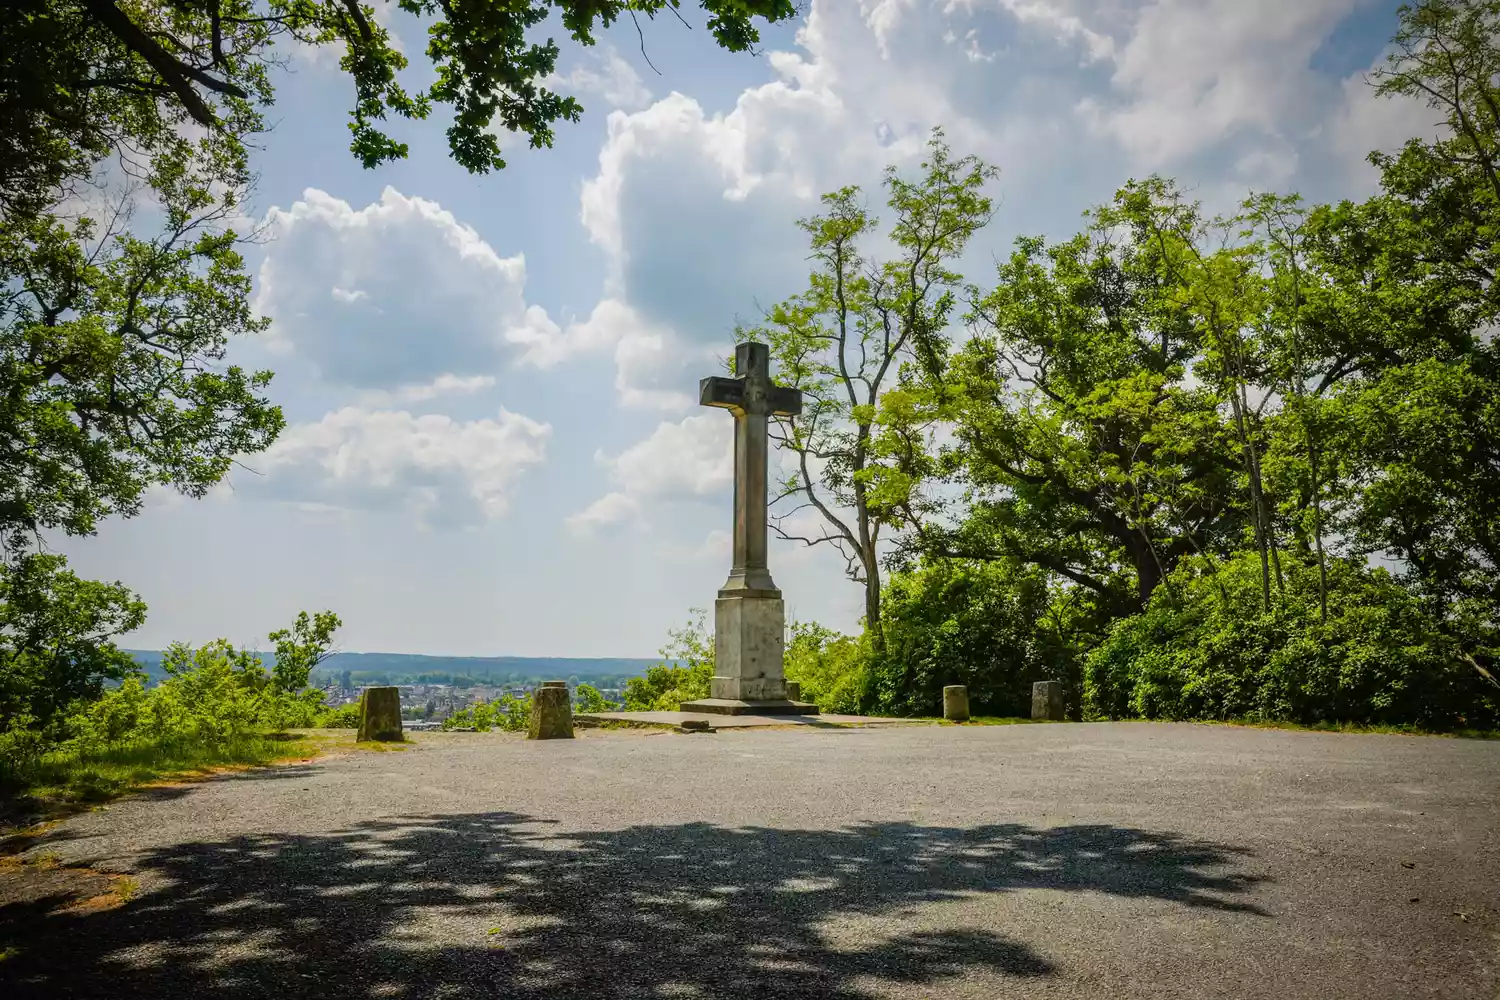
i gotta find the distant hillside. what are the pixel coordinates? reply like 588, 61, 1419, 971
125, 650, 663, 687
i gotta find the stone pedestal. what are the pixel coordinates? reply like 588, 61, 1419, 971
529, 681, 575, 740
357, 687, 403, 742
943, 685, 970, 722
1032, 681, 1065, 721
679, 592, 818, 716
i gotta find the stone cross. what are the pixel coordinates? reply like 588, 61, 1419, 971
699, 342, 802, 596
681, 342, 816, 715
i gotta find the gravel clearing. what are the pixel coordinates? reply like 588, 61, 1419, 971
2, 722, 1496, 999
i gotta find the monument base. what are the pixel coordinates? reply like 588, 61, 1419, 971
679, 698, 820, 717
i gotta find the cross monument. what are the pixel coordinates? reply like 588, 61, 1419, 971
680, 342, 819, 716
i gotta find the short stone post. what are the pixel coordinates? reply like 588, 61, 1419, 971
1032, 681, 1065, 721
528, 680, 574, 740
943, 685, 970, 722
786, 681, 802, 703
357, 687, 403, 742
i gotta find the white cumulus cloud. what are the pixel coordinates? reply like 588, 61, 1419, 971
566, 414, 734, 535
241, 406, 551, 527
255, 187, 553, 388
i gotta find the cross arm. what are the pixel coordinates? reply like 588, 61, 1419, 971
700, 376, 744, 410
769, 385, 802, 417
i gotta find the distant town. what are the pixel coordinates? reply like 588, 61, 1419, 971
317, 677, 630, 729
125, 650, 662, 726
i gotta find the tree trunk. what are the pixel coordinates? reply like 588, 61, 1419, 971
863, 545, 884, 656
1126, 533, 1163, 610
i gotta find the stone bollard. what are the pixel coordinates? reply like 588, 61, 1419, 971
786, 681, 802, 702
943, 685, 970, 722
528, 680, 574, 740
357, 687, 403, 742
1032, 681, 1065, 721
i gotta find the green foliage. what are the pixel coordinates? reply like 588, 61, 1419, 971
1084, 553, 1498, 730
3, 0, 795, 189
622, 610, 713, 711
839, 2, 1500, 728
0, 553, 145, 734
575, 683, 617, 714
748, 130, 999, 651
871, 561, 1058, 718
322, 702, 362, 729
929, 178, 1246, 615
440, 693, 532, 732
269, 610, 342, 693
1, 609, 343, 794
783, 621, 867, 715
0, 116, 283, 545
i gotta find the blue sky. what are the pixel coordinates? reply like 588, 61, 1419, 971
59, 0, 1426, 657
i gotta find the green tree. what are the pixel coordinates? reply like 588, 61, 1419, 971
0, 152, 284, 544
268, 609, 341, 693
0, 553, 145, 733
914, 179, 1244, 618
749, 132, 997, 652
1279, 0, 1500, 686
1084, 552, 1497, 730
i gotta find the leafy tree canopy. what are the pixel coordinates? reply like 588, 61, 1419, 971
2, 0, 798, 211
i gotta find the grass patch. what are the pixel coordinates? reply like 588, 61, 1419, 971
901, 715, 1049, 726
0, 727, 380, 832
960, 716, 1052, 726
1204, 717, 1500, 740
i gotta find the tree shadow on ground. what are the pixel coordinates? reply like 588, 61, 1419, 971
1, 809, 1267, 999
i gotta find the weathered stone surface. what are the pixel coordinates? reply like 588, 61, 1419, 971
357, 687, 403, 742
943, 685, 970, 722
528, 683, 574, 740
678, 698, 819, 716
785, 681, 801, 702
687, 342, 818, 719
1032, 681, 1065, 721
710, 593, 788, 701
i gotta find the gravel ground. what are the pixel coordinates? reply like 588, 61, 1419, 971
2, 722, 1497, 999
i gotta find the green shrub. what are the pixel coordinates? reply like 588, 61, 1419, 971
1084, 554, 1498, 729
785, 622, 868, 714
622, 610, 713, 710
441, 693, 532, 732
872, 561, 1057, 717
575, 683, 616, 713
1, 610, 343, 796
320, 702, 362, 729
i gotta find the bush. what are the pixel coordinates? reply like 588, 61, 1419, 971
1, 610, 344, 797
1084, 553, 1499, 729
622, 611, 713, 710
441, 693, 532, 732
871, 561, 1056, 717
785, 622, 868, 714
320, 702, 362, 729
575, 683, 616, 713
